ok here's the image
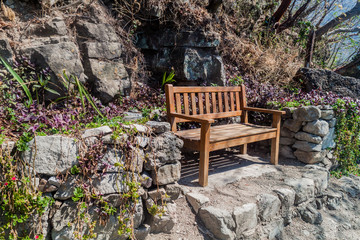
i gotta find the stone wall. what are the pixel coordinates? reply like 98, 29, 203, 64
279, 105, 337, 169
1, 121, 184, 240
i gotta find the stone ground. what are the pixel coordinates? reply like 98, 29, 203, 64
146, 148, 360, 240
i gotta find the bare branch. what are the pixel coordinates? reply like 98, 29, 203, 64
327, 27, 360, 35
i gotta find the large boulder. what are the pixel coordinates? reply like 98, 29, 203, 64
294, 68, 360, 98
22, 135, 78, 175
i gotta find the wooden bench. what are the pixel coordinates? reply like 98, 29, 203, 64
165, 84, 285, 186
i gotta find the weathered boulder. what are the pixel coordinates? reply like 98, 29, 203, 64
134, 224, 151, 240
152, 161, 181, 185
303, 120, 329, 137
86, 59, 130, 104
293, 106, 321, 122
54, 177, 77, 200
198, 206, 236, 240
280, 137, 296, 146
233, 203, 257, 237
298, 205, 322, 225
322, 127, 336, 150
145, 132, 183, 170
186, 192, 210, 213
303, 167, 329, 195
280, 127, 296, 138
294, 67, 360, 98
22, 135, 78, 175
123, 112, 143, 122
294, 150, 325, 164
256, 194, 281, 222
29, 17, 68, 37
145, 121, 171, 134
283, 119, 303, 132
0, 38, 14, 63
273, 188, 295, 224
292, 141, 322, 152
320, 110, 334, 120
92, 173, 129, 194
294, 132, 322, 144
148, 203, 176, 233
75, 20, 119, 42
82, 42, 122, 60
279, 145, 296, 159
165, 183, 182, 200
285, 178, 315, 205
82, 126, 112, 139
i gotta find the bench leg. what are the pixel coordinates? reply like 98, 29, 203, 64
199, 122, 211, 187
271, 114, 281, 165
240, 144, 247, 154
271, 137, 279, 165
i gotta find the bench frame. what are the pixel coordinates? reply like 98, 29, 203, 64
165, 84, 285, 186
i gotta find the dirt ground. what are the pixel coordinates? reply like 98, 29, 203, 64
146, 149, 360, 240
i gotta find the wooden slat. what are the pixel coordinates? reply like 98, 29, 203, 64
230, 92, 235, 111
235, 92, 240, 111
210, 132, 277, 152
174, 111, 242, 123
205, 92, 210, 114
218, 92, 223, 112
176, 123, 276, 142
175, 93, 182, 114
198, 92, 204, 114
211, 92, 217, 113
240, 85, 248, 154
191, 92, 197, 115
224, 92, 229, 112
183, 93, 190, 115
173, 86, 241, 93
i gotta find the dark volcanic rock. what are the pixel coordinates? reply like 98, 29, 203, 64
294, 68, 360, 98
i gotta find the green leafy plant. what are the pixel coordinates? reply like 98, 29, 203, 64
161, 69, 175, 87
72, 187, 85, 202
71, 165, 80, 175
228, 75, 244, 86
0, 55, 33, 105
32, 74, 60, 103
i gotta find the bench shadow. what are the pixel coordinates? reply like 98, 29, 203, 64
179, 148, 304, 186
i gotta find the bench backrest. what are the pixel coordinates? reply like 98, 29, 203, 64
165, 84, 247, 123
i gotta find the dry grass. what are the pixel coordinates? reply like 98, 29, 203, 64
1, 0, 15, 21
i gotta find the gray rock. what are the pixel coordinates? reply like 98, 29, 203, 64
22, 135, 78, 175
280, 127, 296, 138
282, 107, 296, 118
283, 119, 303, 132
322, 127, 336, 150
165, 183, 182, 200
134, 224, 151, 240
83, 42, 122, 60
294, 67, 360, 99
136, 136, 149, 148
148, 188, 167, 202
82, 126, 112, 139
321, 110, 334, 120
294, 150, 325, 164
325, 190, 342, 210
148, 203, 176, 233
280, 137, 296, 146
0, 38, 14, 64
186, 192, 210, 213
140, 172, 153, 188
22, 42, 84, 99
327, 118, 337, 128
123, 112, 143, 122
145, 132, 183, 170
54, 177, 77, 200
1, 139, 15, 155
75, 20, 119, 42
298, 205, 322, 224
152, 161, 181, 185
293, 106, 321, 122
292, 141, 322, 152
303, 167, 329, 195
30, 17, 68, 37
285, 178, 315, 205
98, 148, 123, 173
260, 219, 284, 240
303, 120, 329, 137
131, 124, 150, 134
256, 193, 281, 221
233, 203, 257, 236
145, 121, 171, 134
48, 176, 61, 187
87, 59, 130, 104
279, 145, 296, 159
337, 177, 360, 198
295, 132, 322, 144
273, 188, 295, 224
92, 173, 129, 194
198, 206, 236, 240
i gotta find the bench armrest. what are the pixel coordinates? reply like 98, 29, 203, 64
170, 113, 215, 123
243, 107, 286, 115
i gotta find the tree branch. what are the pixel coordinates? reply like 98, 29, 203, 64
327, 27, 360, 35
